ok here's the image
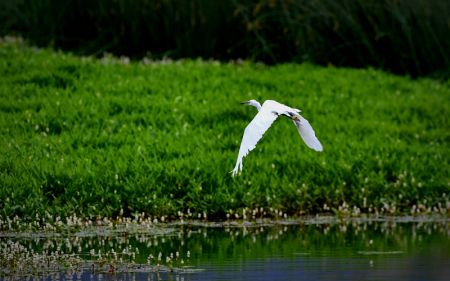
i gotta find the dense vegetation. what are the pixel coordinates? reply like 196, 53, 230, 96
1, 0, 449, 77
0, 38, 449, 221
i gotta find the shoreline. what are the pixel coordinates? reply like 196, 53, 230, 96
1, 214, 448, 235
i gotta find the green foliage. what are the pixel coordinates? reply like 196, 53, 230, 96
0, 40, 449, 220
0, 0, 449, 76
235, 0, 450, 77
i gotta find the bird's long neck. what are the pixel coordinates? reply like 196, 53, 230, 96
253, 102, 262, 111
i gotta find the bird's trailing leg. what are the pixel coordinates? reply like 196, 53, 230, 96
275, 111, 299, 120
287, 112, 300, 121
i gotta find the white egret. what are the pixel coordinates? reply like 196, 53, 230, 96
231, 99, 323, 176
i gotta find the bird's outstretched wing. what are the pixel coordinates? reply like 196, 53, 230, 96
231, 100, 321, 176
293, 115, 323, 151
232, 108, 280, 176
232, 100, 296, 176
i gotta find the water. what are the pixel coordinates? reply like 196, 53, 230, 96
1, 218, 449, 280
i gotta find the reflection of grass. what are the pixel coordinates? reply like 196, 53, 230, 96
1, 219, 448, 278
0, 38, 449, 222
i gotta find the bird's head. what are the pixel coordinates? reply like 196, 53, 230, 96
241, 99, 262, 110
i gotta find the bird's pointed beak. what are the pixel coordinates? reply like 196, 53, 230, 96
240, 101, 249, 105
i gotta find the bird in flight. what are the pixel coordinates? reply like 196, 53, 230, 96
232, 99, 322, 176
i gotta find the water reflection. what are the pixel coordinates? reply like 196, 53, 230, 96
1, 218, 449, 280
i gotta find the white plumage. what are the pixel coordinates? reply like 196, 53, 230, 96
231, 99, 322, 176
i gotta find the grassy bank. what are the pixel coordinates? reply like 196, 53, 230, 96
0, 38, 449, 222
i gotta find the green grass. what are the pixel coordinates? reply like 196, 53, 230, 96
0, 38, 449, 221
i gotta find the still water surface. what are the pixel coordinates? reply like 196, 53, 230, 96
1, 218, 449, 281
